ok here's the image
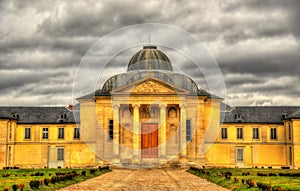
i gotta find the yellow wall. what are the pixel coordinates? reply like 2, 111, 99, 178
293, 120, 300, 167
205, 123, 291, 168
0, 120, 8, 167
0, 121, 96, 168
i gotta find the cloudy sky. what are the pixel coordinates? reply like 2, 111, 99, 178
1, 0, 300, 106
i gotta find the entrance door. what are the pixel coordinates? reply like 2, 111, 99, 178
141, 123, 158, 158
236, 147, 244, 167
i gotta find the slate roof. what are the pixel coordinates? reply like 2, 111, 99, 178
0, 107, 76, 124
223, 106, 300, 124
287, 110, 300, 119
128, 46, 173, 71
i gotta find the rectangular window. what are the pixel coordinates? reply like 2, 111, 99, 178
9, 123, 12, 140
221, 128, 227, 139
42, 128, 49, 139
57, 148, 64, 161
288, 124, 292, 140
24, 128, 31, 139
186, 119, 192, 141
289, 147, 293, 166
237, 128, 243, 139
236, 148, 244, 162
74, 128, 80, 139
271, 128, 277, 140
58, 128, 64, 139
108, 120, 113, 142
253, 128, 259, 139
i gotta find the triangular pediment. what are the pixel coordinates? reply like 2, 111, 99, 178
111, 77, 189, 95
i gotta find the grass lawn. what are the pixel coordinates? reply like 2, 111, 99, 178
187, 167, 300, 191
0, 167, 111, 191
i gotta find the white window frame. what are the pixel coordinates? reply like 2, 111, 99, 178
74, 127, 80, 139
42, 127, 49, 139
270, 127, 277, 140
236, 147, 244, 162
57, 147, 64, 161
221, 128, 227, 139
237, 127, 243, 139
24, 127, 31, 140
58, 127, 64, 139
253, 127, 259, 140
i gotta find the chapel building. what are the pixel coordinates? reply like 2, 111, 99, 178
0, 46, 300, 168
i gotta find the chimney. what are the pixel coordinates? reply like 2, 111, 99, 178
68, 104, 74, 111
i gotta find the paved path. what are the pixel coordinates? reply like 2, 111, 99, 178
58, 168, 229, 191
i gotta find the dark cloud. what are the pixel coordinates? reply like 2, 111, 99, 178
0, 0, 299, 106
222, 0, 300, 38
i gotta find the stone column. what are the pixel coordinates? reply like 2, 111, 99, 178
113, 104, 120, 161
133, 104, 140, 160
180, 104, 187, 158
159, 104, 167, 159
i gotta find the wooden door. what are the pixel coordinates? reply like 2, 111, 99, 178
141, 123, 158, 158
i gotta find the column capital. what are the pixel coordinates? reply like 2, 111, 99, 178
159, 104, 166, 109
133, 104, 140, 109
113, 104, 120, 109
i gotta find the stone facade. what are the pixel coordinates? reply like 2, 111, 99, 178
0, 46, 300, 168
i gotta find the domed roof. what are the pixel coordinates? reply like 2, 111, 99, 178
127, 46, 173, 71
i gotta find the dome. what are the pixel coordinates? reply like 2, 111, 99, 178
127, 46, 173, 71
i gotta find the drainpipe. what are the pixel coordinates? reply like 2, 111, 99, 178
5, 120, 10, 167
251, 145, 253, 168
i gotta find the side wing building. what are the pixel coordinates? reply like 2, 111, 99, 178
0, 46, 300, 168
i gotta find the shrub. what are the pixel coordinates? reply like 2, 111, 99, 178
225, 171, 232, 176
99, 166, 110, 171
51, 176, 58, 184
2, 173, 10, 177
246, 179, 255, 187
44, 178, 51, 186
257, 182, 272, 190
242, 172, 250, 176
225, 174, 231, 180
12, 184, 18, 191
19, 184, 24, 191
81, 171, 86, 176
234, 177, 239, 182
268, 173, 277, 176
4, 187, 9, 191
272, 186, 285, 191
29, 180, 40, 189
257, 172, 268, 176
281, 166, 290, 169
90, 169, 97, 174
241, 179, 245, 184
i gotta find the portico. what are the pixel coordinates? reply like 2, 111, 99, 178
77, 45, 222, 166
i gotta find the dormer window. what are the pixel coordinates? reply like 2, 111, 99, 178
235, 114, 241, 119
57, 113, 67, 123
11, 113, 20, 120
234, 114, 244, 122
282, 112, 287, 119
60, 113, 66, 119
